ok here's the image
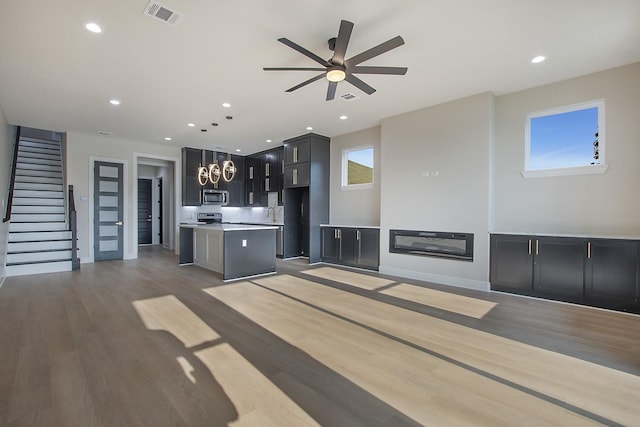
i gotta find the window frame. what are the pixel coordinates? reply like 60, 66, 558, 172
522, 99, 607, 178
341, 145, 374, 190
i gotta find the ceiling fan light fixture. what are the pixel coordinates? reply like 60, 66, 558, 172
326, 68, 346, 82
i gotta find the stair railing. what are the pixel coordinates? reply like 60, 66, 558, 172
69, 184, 80, 270
2, 126, 21, 223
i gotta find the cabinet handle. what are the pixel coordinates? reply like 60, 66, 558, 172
588, 241, 592, 259
249, 192, 253, 205
249, 166, 253, 179
337, 229, 341, 239
528, 239, 532, 255
282, 159, 285, 174
265, 163, 270, 177
334, 229, 337, 239
293, 146, 298, 163
535, 239, 539, 255
357, 230, 361, 241
265, 178, 270, 191
293, 168, 298, 185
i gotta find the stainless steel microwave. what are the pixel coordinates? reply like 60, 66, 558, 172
202, 189, 228, 206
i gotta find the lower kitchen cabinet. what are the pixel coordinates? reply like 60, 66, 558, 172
490, 234, 640, 312
321, 226, 380, 271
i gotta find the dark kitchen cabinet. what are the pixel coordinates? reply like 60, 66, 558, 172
202, 150, 229, 191
489, 234, 534, 293
226, 154, 245, 207
490, 234, 640, 313
284, 163, 310, 188
283, 134, 330, 263
181, 147, 202, 206
320, 226, 380, 271
585, 239, 640, 310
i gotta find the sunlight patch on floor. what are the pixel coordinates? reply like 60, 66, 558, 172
301, 267, 395, 290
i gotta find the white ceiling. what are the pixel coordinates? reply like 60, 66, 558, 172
1, 0, 639, 155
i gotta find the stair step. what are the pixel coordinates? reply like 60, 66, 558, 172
12, 205, 65, 214
14, 182, 63, 192
7, 249, 72, 264
17, 156, 61, 167
14, 175, 63, 185
8, 240, 72, 252
6, 261, 72, 277
10, 213, 66, 223
17, 145, 60, 156
16, 150, 61, 161
16, 162, 61, 172
9, 230, 72, 242
10, 222, 67, 232
19, 139, 61, 149
13, 189, 64, 199
12, 197, 64, 206
15, 169, 62, 179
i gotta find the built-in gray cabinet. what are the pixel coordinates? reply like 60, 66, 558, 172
490, 233, 640, 313
321, 226, 380, 271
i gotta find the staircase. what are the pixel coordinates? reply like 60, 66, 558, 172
5, 132, 74, 276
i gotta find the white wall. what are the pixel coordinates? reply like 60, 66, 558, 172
329, 127, 381, 226
0, 107, 12, 284
379, 92, 493, 290
66, 132, 180, 262
492, 62, 640, 237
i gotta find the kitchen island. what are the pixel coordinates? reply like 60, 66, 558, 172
179, 223, 277, 280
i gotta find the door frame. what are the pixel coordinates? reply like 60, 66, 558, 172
89, 156, 129, 263
133, 153, 180, 258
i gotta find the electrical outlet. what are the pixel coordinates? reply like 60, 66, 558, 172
431, 171, 439, 176
421, 171, 429, 177
242, 239, 247, 247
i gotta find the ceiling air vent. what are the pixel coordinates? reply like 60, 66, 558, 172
98, 130, 114, 136
340, 93, 360, 102
143, 1, 183, 26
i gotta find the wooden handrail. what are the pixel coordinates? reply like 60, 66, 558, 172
2, 126, 21, 223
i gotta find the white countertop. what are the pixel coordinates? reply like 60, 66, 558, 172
223, 221, 284, 226
180, 223, 279, 231
320, 224, 380, 229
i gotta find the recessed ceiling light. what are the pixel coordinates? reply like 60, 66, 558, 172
306, 126, 313, 131
187, 123, 195, 127
222, 102, 231, 108
339, 115, 348, 120
165, 137, 172, 141
109, 99, 121, 105
266, 139, 272, 143
531, 55, 546, 64
235, 149, 242, 152
84, 22, 102, 33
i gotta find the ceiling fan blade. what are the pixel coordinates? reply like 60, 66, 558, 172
264, 67, 327, 71
326, 81, 338, 101
285, 73, 326, 92
345, 74, 376, 95
345, 35, 405, 67
351, 66, 407, 75
278, 38, 328, 67
331, 20, 354, 65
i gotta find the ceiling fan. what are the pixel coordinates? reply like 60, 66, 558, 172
263, 20, 407, 101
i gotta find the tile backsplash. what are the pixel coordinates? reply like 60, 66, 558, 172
180, 193, 283, 224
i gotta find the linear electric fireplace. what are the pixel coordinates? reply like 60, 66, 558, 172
389, 229, 474, 261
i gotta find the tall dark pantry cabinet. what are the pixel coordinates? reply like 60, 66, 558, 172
283, 133, 330, 263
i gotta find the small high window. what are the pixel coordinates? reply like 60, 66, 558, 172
342, 146, 374, 189
523, 100, 607, 178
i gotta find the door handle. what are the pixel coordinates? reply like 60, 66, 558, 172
115, 221, 123, 226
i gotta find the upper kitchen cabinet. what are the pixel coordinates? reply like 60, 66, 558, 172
284, 137, 310, 165
182, 147, 202, 206
226, 154, 245, 207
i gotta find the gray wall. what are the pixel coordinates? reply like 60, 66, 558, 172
492, 62, 640, 236
0, 107, 11, 283
378, 92, 493, 290
329, 126, 381, 226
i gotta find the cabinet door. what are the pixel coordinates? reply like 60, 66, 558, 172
533, 237, 585, 300
226, 154, 245, 207
284, 164, 310, 188
284, 139, 310, 165
321, 227, 339, 263
357, 229, 380, 270
245, 181, 256, 206
339, 228, 358, 266
585, 239, 639, 308
182, 147, 202, 206
245, 156, 257, 180
490, 234, 534, 293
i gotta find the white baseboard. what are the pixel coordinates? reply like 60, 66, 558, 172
379, 265, 490, 292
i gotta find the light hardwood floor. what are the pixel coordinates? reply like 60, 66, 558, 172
0, 246, 638, 426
